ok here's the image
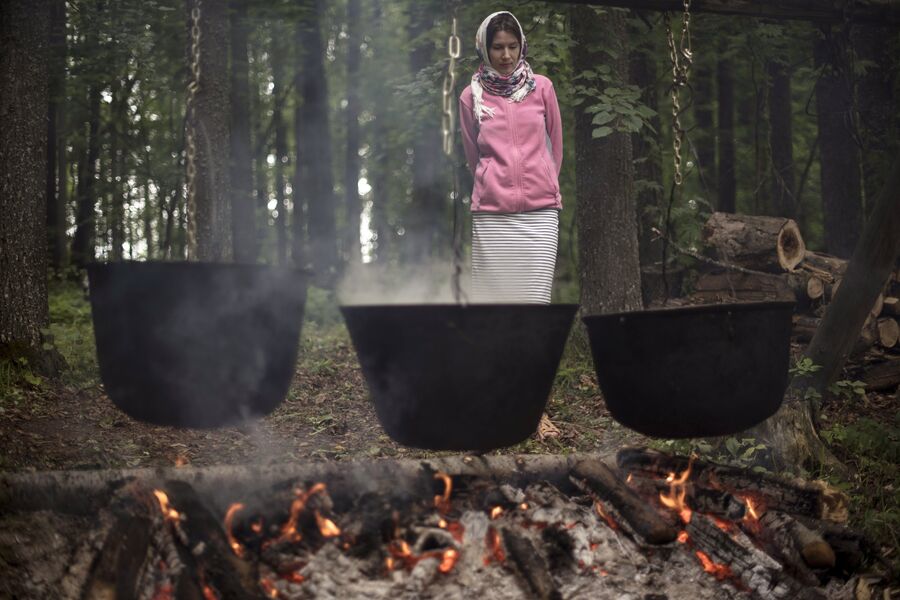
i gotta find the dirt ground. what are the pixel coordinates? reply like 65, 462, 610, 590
0, 322, 648, 473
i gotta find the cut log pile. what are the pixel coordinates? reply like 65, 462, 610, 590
643, 211, 900, 395
0, 451, 887, 600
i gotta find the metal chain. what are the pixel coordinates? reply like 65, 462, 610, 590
441, 11, 465, 304
441, 16, 461, 156
664, 0, 692, 186
185, 0, 202, 260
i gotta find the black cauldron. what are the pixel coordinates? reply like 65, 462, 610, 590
582, 300, 794, 438
341, 304, 578, 451
87, 261, 308, 428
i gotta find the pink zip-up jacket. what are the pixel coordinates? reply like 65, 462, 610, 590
459, 74, 563, 213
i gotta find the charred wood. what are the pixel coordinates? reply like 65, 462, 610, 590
162, 480, 263, 599
686, 512, 826, 599
616, 448, 849, 522
792, 517, 877, 576
750, 510, 832, 586
83, 513, 153, 600
501, 527, 561, 600
570, 460, 679, 545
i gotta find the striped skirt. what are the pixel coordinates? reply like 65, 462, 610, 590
471, 209, 559, 304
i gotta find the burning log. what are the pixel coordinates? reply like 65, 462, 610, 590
616, 448, 849, 523
624, 473, 746, 521
702, 212, 806, 272
501, 527, 561, 600
686, 512, 827, 600
570, 460, 679, 545
83, 513, 153, 600
161, 480, 264, 599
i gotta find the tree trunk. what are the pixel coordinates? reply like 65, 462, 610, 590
110, 80, 125, 261
756, 154, 900, 470
295, 0, 338, 284
629, 32, 664, 269
188, 0, 232, 262
752, 58, 773, 215
405, 0, 445, 266
271, 25, 289, 265
814, 28, 862, 258
72, 83, 101, 268
46, 0, 67, 271
0, 0, 53, 362
716, 46, 737, 213
229, 0, 255, 264
251, 43, 270, 262
852, 25, 895, 216
343, 0, 362, 265
768, 58, 796, 218
573, 7, 642, 315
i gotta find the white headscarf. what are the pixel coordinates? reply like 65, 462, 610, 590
470, 11, 536, 123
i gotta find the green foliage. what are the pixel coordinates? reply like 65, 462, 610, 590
789, 356, 822, 377
47, 280, 99, 387
827, 379, 867, 403
573, 69, 657, 138
650, 436, 773, 473
304, 286, 344, 328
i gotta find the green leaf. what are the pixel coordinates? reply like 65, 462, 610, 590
725, 437, 740, 456
591, 126, 613, 138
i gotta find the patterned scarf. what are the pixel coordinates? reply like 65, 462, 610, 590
471, 11, 536, 123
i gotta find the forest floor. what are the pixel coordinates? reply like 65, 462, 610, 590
0, 280, 898, 575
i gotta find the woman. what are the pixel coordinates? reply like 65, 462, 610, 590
459, 11, 563, 305
459, 11, 564, 439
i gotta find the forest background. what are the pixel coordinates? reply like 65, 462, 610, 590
1, 0, 899, 577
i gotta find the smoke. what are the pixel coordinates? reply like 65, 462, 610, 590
337, 260, 471, 305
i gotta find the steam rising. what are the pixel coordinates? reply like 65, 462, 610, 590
337, 260, 472, 305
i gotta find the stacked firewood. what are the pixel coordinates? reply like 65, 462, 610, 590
652, 211, 900, 395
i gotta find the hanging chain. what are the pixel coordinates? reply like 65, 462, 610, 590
441, 15, 461, 156
664, 0, 693, 186
441, 10, 465, 304
185, 0, 202, 260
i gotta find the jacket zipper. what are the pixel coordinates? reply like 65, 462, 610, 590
506, 102, 524, 212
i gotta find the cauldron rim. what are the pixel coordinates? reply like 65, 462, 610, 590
86, 259, 312, 274
339, 302, 580, 309
582, 299, 795, 321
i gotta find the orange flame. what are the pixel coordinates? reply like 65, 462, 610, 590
744, 497, 760, 520
276, 483, 328, 544
174, 455, 189, 467
677, 531, 689, 544
152, 490, 181, 523
150, 583, 174, 600
626, 474, 633, 484
202, 585, 218, 600
315, 511, 341, 538
439, 548, 459, 573
695, 550, 733, 580
658, 461, 693, 524
224, 503, 246, 558
594, 502, 618, 530
519, 503, 529, 511
438, 518, 448, 528
251, 520, 263, 534
490, 506, 504, 519
434, 472, 452, 514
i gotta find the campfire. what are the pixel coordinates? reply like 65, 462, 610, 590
0, 449, 883, 599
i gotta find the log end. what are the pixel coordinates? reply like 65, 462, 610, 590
801, 540, 837, 569
777, 220, 806, 271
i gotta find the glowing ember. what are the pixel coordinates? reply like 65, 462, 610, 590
438, 519, 448, 528
626, 474, 633, 483
519, 503, 529, 511
594, 502, 618, 530
260, 578, 280, 598
152, 490, 181, 523
490, 506, 504, 519
483, 526, 505, 565
695, 550, 733, 580
434, 472, 453, 513
677, 531, 689, 544
251, 520, 263, 534
315, 511, 341, 538
282, 571, 305, 584
224, 503, 246, 557
439, 548, 459, 573
174, 455, 189, 467
150, 583, 174, 600
202, 585, 218, 600
385, 556, 395, 571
